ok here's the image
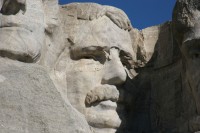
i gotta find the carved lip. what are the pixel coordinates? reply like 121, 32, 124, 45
95, 100, 117, 110
86, 100, 118, 113
90, 100, 124, 115
86, 100, 123, 129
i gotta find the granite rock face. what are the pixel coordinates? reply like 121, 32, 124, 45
0, 59, 92, 133
0, 0, 200, 133
58, 3, 135, 133
125, 21, 181, 133
0, 0, 92, 133
128, 0, 200, 132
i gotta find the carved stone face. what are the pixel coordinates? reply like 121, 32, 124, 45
65, 16, 134, 133
181, 24, 200, 114
0, 0, 46, 62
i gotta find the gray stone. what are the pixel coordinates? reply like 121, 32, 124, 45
0, 0, 200, 133
57, 3, 136, 133
0, 58, 91, 133
0, 0, 92, 132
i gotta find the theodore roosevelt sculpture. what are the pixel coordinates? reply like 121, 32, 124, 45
1, 0, 200, 132
54, 3, 136, 133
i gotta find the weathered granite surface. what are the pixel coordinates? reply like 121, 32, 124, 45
127, 0, 200, 132
0, 0, 200, 133
0, 0, 92, 132
0, 58, 91, 133
57, 3, 135, 133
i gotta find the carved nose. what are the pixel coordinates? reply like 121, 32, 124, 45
101, 49, 127, 85
0, 0, 26, 15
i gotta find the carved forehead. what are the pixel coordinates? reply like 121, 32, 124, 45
61, 2, 131, 30
42, 0, 59, 20
42, 0, 58, 10
62, 3, 133, 52
69, 16, 133, 54
42, 0, 58, 3
172, 0, 200, 45
173, 0, 200, 25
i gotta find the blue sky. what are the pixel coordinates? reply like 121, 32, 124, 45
59, 0, 176, 30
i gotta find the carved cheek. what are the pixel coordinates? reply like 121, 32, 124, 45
185, 60, 200, 90
69, 59, 103, 72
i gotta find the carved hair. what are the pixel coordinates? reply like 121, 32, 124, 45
61, 3, 132, 31
172, 0, 200, 45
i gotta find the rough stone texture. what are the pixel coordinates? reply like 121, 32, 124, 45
0, 58, 92, 133
172, 0, 200, 132
128, 2, 200, 132
126, 22, 180, 133
0, 0, 92, 133
57, 3, 136, 133
0, 0, 45, 62
128, 21, 197, 133
0, 0, 200, 133
129, 0, 200, 133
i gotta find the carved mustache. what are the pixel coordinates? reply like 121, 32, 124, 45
85, 85, 120, 106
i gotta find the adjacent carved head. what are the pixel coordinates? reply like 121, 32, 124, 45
173, 0, 200, 116
0, 0, 59, 62
57, 3, 135, 133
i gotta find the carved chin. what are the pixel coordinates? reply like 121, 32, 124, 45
0, 27, 42, 62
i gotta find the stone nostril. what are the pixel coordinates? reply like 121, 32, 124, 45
0, 0, 26, 15
102, 76, 126, 85
101, 48, 127, 85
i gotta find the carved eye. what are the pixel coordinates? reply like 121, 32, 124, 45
121, 59, 132, 69
188, 48, 200, 60
82, 55, 97, 60
70, 48, 106, 64
194, 53, 199, 58
192, 52, 200, 59
183, 39, 200, 61
120, 50, 133, 69
83, 54, 106, 64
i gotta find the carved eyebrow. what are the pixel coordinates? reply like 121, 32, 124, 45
82, 46, 105, 53
188, 45, 200, 54
183, 39, 200, 47
182, 39, 200, 51
70, 46, 106, 60
71, 46, 132, 58
182, 39, 200, 56
78, 46, 106, 55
